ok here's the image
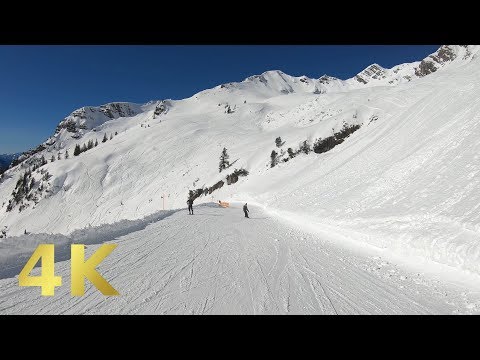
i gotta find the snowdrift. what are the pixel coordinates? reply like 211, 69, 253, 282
0, 209, 175, 279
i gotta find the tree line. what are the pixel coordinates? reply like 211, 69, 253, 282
74, 132, 117, 157
270, 123, 361, 168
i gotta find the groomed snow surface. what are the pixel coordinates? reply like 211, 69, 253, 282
3, 45, 480, 314
1, 203, 479, 314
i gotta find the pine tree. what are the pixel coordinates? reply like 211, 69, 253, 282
87, 139, 94, 150
74, 144, 81, 156
50, 155, 55, 163
81, 143, 87, 153
219, 147, 230, 172
110, 134, 113, 140
102, 133, 108, 143
287, 147, 295, 159
115, 131, 118, 136
270, 150, 278, 168
41, 156, 47, 166
57, 152, 61, 160
275, 136, 284, 148
95, 139, 98, 147
65, 150, 70, 159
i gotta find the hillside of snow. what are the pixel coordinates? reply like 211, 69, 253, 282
1, 45, 480, 276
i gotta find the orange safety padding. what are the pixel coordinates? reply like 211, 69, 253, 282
218, 201, 230, 208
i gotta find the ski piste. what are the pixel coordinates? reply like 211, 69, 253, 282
1, 203, 479, 314
2, 45, 480, 314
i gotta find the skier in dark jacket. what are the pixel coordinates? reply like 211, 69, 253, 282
243, 203, 249, 218
187, 198, 194, 215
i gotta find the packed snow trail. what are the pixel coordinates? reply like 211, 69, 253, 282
1, 203, 479, 314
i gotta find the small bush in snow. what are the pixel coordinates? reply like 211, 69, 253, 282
275, 137, 285, 148
233, 168, 248, 177
226, 168, 249, 185
203, 180, 225, 196
313, 136, 337, 154
299, 140, 311, 155
271, 150, 279, 168
287, 147, 296, 159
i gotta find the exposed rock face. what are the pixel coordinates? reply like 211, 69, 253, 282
154, 100, 169, 117
99, 103, 138, 119
414, 45, 473, 77
354, 64, 387, 84
355, 75, 368, 84
55, 102, 141, 135
415, 60, 438, 77
318, 75, 340, 84
434, 45, 457, 63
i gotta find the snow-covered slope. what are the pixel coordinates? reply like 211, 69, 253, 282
2, 204, 479, 314
2, 45, 480, 275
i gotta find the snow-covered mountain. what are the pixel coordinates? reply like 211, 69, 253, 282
2, 45, 480, 275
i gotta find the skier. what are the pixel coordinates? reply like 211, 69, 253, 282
187, 198, 194, 215
243, 203, 249, 218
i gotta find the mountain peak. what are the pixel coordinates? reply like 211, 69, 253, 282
55, 102, 142, 137
318, 74, 340, 84
243, 70, 290, 84
262, 69, 287, 76
414, 45, 479, 77
354, 63, 387, 84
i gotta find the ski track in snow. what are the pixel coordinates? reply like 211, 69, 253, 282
1, 203, 479, 315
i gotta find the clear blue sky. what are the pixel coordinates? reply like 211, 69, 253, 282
0, 45, 439, 154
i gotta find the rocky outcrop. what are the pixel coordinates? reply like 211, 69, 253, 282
55, 102, 141, 136
354, 64, 387, 84
414, 45, 475, 77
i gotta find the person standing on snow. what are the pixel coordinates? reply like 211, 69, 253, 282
187, 198, 194, 215
243, 203, 249, 218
